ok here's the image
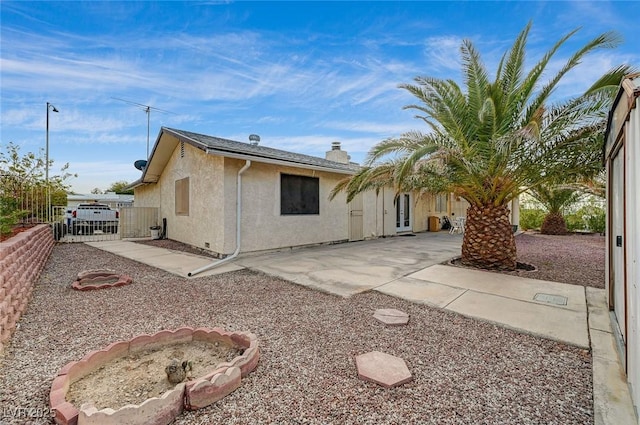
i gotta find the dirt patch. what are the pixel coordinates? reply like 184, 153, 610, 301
0, 224, 38, 242
508, 232, 605, 288
134, 238, 219, 258
445, 232, 605, 289
449, 257, 536, 271
67, 341, 242, 410
76, 276, 120, 287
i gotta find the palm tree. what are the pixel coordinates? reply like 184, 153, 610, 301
331, 23, 629, 270
560, 170, 606, 199
528, 185, 582, 235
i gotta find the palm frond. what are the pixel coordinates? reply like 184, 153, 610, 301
524, 31, 621, 127
331, 23, 624, 213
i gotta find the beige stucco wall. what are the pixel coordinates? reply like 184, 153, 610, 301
410, 192, 470, 232
167, 142, 225, 253
412, 194, 430, 232
221, 158, 351, 253
134, 140, 485, 254
134, 184, 161, 208
135, 140, 226, 254
451, 195, 470, 218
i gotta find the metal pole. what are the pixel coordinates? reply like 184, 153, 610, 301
46, 102, 58, 223
146, 106, 150, 159
46, 102, 50, 222
46, 102, 50, 185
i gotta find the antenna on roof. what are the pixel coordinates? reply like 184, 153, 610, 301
249, 134, 260, 146
112, 97, 176, 159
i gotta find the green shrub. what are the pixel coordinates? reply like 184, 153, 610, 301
519, 208, 545, 230
585, 210, 606, 234
563, 202, 606, 233
565, 213, 584, 231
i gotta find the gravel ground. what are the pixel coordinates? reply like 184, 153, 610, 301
0, 242, 594, 424
510, 232, 605, 289
135, 238, 219, 258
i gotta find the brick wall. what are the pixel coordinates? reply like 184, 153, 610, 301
0, 225, 54, 354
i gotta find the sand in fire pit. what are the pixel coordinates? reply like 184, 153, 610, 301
67, 340, 242, 409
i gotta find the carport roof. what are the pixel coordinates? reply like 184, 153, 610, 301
128, 127, 360, 188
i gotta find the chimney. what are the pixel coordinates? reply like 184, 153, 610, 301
325, 141, 349, 164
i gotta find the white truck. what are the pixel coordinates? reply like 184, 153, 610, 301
69, 203, 119, 235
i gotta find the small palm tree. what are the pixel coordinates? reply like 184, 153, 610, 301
528, 186, 582, 235
332, 23, 630, 270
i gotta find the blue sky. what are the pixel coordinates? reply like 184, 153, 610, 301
1, 1, 638, 194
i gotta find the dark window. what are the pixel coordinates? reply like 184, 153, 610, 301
280, 174, 319, 215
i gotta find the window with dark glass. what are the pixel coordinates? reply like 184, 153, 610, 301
280, 174, 319, 215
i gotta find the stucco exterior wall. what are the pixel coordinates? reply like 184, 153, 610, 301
134, 184, 161, 208
413, 194, 431, 232
410, 193, 470, 232
135, 140, 226, 254
221, 158, 350, 253
157, 142, 226, 254
451, 196, 470, 218
134, 140, 487, 256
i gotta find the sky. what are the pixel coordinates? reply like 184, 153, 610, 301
1, 1, 638, 194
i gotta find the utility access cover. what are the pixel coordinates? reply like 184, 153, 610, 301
534, 293, 568, 306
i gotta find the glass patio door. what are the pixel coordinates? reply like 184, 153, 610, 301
396, 193, 412, 232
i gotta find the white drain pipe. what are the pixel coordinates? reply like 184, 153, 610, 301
188, 160, 251, 277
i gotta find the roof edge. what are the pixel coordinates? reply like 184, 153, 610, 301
203, 148, 356, 175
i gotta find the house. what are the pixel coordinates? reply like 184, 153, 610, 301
604, 73, 640, 415
128, 127, 478, 257
67, 193, 134, 209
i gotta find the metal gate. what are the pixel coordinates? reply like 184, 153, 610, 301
52, 206, 159, 242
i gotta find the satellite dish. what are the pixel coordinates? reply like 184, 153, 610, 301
134, 160, 148, 171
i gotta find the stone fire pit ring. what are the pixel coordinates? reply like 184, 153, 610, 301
49, 327, 259, 425
72, 269, 133, 291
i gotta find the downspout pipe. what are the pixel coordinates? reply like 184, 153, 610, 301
188, 159, 251, 277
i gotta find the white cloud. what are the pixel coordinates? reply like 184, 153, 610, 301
66, 160, 143, 194
322, 120, 413, 136
423, 36, 463, 72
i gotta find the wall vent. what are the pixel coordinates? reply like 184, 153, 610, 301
180, 141, 185, 158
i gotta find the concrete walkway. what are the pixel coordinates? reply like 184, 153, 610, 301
85, 233, 637, 425
237, 232, 463, 297
85, 240, 243, 277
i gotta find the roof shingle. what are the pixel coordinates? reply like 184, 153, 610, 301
164, 127, 360, 173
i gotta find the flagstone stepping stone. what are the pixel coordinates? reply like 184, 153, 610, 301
355, 351, 412, 388
72, 269, 133, 291
373, 308, 409, 326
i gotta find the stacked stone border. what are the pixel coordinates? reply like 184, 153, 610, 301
72, 269, 133, 291
0, 225, 54, 354
50, 327, 260, 425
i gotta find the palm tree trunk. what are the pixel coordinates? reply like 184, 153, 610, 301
461, 203, 517, 270
540, 212, 568, 235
